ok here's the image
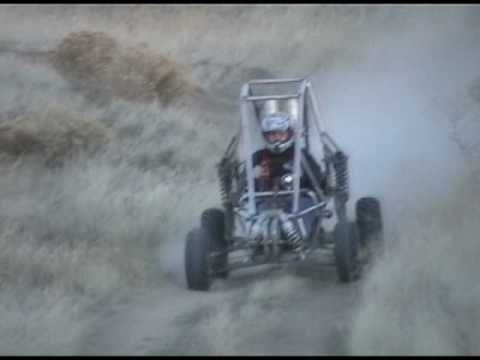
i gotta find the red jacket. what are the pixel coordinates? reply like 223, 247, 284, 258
252, 147, 325, 192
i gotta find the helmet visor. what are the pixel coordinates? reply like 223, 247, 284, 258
263, 129, 292, 144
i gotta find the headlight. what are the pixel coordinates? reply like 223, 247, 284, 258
280, 173, 293, 190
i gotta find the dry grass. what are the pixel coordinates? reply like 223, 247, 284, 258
51, 31, 201, 106
0, 106, 111, 166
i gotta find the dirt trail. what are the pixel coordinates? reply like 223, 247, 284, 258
79, 263, 360, 355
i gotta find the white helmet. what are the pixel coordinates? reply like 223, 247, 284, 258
261, 112, 294, 154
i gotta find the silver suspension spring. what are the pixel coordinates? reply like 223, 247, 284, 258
217, 158, 231, 206
279, 213, 302, 247
332, 151, 349, 202
249, 212, 303, 251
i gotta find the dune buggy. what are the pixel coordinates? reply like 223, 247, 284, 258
185, 78, 383, 291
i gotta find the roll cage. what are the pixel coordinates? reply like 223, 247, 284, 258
219, 78, 346, 242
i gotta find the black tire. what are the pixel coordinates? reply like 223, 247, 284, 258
185, 228, 212, 291
356, 197, 383, 246
201, 208, 229, 279
334, 221, 361, 283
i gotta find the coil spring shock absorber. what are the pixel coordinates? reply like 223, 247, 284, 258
332, 151, 349, 203
217, 157, 235, 241
217, 158, 231, 206
282, 220, 302, 248
278, 213, 302, 249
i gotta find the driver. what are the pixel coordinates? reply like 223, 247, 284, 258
252, 111, 327, 249
252, 111, 325, 193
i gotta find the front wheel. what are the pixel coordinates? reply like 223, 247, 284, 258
334, 221, 361, 283
201, 208, 229, 279
185, 228, 212, 291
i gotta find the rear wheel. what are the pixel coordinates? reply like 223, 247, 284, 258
201, 208, 229, 279
334, 221, 361, 283
356, 197, 382, 243
356, 197, 384, 262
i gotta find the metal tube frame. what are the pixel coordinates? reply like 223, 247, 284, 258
240, 83, 257, 218
245, 94, 300, 102
237, 78, 340, 236
248, 78, 304, 85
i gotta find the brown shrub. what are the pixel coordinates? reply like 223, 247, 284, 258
51, 31, 201, 105
0, 106, 111, 165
